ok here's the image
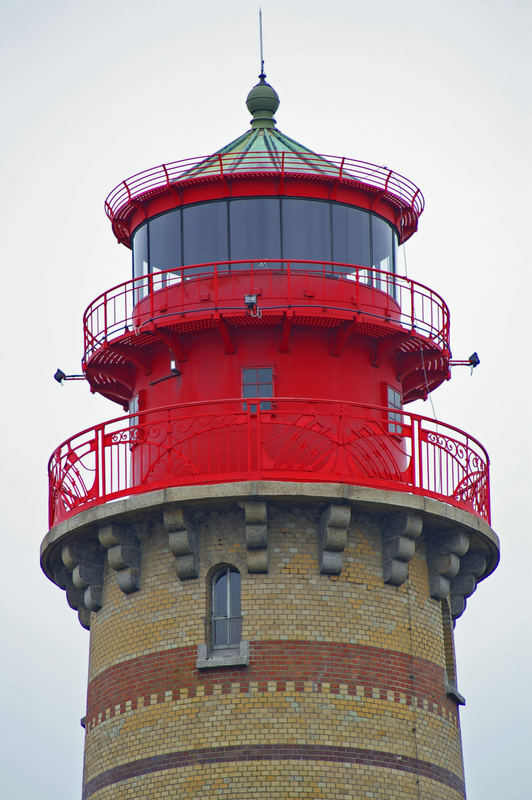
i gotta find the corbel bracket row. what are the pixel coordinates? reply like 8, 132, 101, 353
319, 504, 351, 574
98, 523, 142, 594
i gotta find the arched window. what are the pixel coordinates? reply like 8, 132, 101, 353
211, 566, 241, 648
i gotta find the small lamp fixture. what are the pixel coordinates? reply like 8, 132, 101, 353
244, 294, 262, 318
54, 368, 86, 385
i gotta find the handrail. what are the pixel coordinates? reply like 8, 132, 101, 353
48, 398, 490, 527
82, 260, 450, 362
104, 151, 424, 226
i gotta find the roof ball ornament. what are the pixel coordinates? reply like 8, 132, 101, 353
246, 73, 280, 129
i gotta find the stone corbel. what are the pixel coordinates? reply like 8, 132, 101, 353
319, 504, 351, 575
381, 511, 423, 585
163, 507, 198, 580
244, 501, 268, 573
450, 551, 487, 619
427, 530, 470, 601
98, 523, 141, 594
61, 541, 105, 628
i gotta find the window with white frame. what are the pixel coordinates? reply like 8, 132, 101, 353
242, 367, 273, 412
211, 566, 242, 648
387, 385, 403, 434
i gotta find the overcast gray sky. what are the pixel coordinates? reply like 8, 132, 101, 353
0, 1, 530, 798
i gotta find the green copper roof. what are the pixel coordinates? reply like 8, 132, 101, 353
181, 74, 338, 179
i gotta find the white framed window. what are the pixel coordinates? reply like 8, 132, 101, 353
196, 565, 248, 669
387, 385, 403, 434
211, 566, 242, 648
242, 367, 273, 412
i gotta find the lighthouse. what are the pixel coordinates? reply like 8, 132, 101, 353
41, 72, 499, 799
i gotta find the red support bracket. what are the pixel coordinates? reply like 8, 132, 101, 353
331, 319, 358, 357
215, 313, 236, 354
279, 311, 294, 352
153, 326, 188, 363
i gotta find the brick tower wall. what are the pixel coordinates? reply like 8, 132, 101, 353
80, 487, 467, 800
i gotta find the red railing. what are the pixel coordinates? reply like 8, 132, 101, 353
48, 398, 490, 527
83, 261, 449, 361
104, 151, 424, 227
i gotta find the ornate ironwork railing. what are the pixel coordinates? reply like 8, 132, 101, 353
104, 151, 424, 232
83, 261, 450, 361
48, 398, 490, 527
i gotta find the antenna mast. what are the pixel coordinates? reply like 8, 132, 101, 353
259, 8, 265, 78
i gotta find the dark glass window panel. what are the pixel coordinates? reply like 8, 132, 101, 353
229, 570, 241, 616
132, 224, 148, 279
229, 618, 242, 645
183, 202, 228, 272
282, 199, 331, 267
242, 368, 258, 384
213, 571, 227, 616
149, 210, 181, 273
229, 198, 281, 263
332, 205, 370, 269
242, 368, 273, 407
392, 230, 398, 274
213, 618, 228, 647
387, 386, 403, 434
371, 216, 393, 286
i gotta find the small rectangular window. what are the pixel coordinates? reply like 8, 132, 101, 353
242, 367, 273, 411
387, 386, 402, 434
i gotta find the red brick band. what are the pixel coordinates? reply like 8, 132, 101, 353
87, 640, 457, 724
82, 743, 465, 798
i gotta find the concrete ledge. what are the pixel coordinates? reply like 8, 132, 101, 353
42, 481, 500, 582
196, 641, 250, 669
445, 679, 466, 706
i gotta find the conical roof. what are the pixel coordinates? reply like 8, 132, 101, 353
105, 73, 424, 245
180, 74, 339, 179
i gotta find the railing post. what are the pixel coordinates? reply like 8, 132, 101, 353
96, 425, 104, 501
149, 273, 154, 318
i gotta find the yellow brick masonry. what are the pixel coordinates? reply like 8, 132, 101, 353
89, 511, 441, 679
84, 503, 465, 798
86, 763, 465, 800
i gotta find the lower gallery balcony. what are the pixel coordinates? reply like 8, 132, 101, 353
48, 398, 490, 528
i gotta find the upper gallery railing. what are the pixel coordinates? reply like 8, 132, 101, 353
48, 398, 490, 527
104, 152, 424, 240
83, 261, 449, 361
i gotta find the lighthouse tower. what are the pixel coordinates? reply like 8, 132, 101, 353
41, 74, 499, 800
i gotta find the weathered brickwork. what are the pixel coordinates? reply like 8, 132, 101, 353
86, 642, 458, 727
82, 499, 466, 799
83, 760, 465, 800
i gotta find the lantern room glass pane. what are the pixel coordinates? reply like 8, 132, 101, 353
132, 224, 148, 279
371, 216, 393, 289
229, 198, 281, 264
282, 198, 331, 268
332, 205, 371, 273
149, 210, 181, 274
183, 202, 228, 272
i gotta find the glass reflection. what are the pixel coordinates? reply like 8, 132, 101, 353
230, 198, 281, 263
131, 199, 399, 295
282, 198, 331, 269
183, 202, 228, 273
